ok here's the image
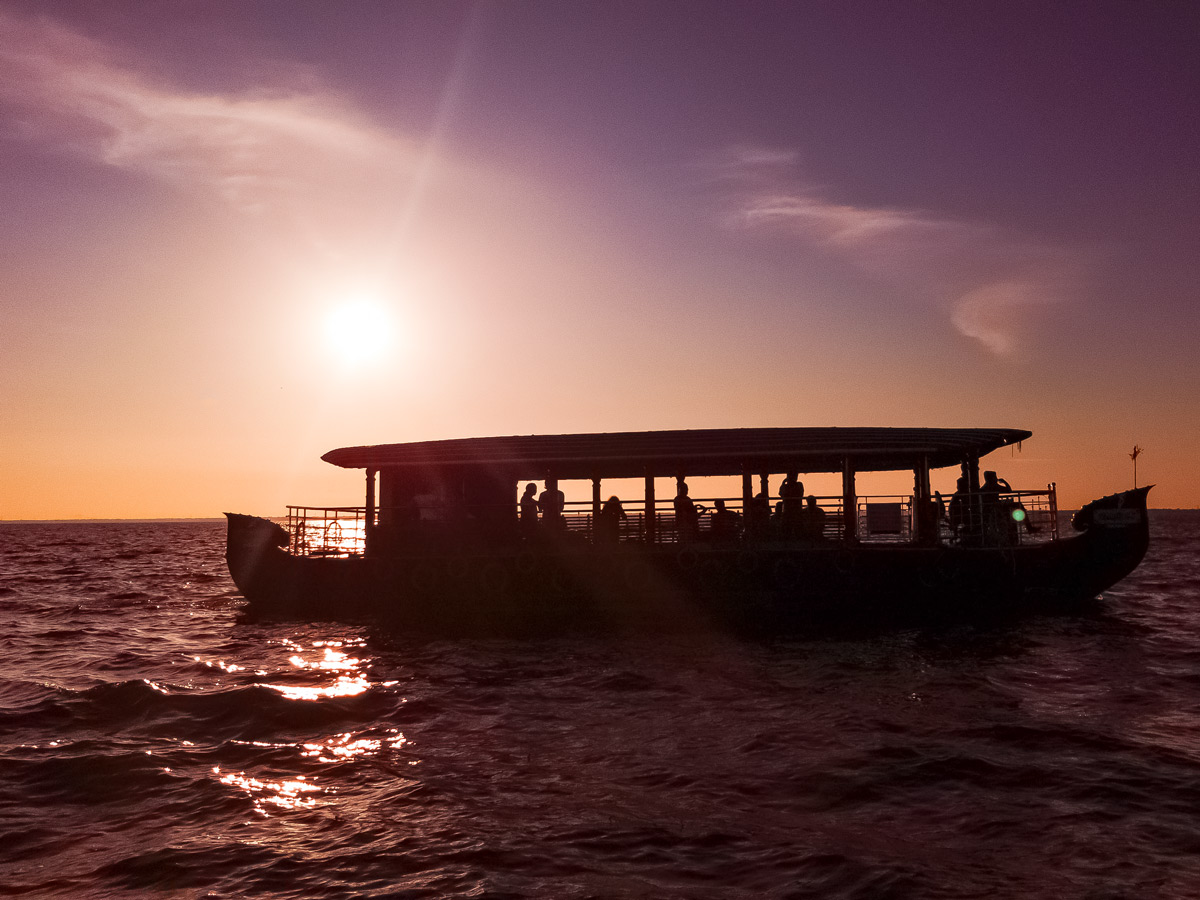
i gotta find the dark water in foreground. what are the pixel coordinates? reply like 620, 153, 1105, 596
1, 515, 1199, 899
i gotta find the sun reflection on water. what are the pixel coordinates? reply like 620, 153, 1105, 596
257, 637, 398, 700
264, 676, 372, 700
301, 729, 408, 762
199, 636, 412, 812
213, 766, 322, 814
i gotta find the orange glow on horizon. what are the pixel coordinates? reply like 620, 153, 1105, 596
0, 6, 1196, 518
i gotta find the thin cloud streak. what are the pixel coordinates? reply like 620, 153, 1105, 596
0, 9, 415, 219
713, 145, 1071, 356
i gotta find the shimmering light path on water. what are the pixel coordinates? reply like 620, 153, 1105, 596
1, 516, 1199, 898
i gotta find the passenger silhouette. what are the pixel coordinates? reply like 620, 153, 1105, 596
979, 470, 1015, 546
596, 495, 627, 544
948, 476, 973, 545
520, 483, 539, 538
673, 480, 701, 542
979, 470, 1012, 495
747, 489, 772, 539
799, 495, 827, 541
538, 478, 566, 532
779, 471, 804, 536
709, 498, 741, 542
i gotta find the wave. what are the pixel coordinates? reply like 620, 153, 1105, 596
0, 677, 415, 744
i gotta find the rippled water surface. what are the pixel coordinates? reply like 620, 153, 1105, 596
2, 514, 1199, 898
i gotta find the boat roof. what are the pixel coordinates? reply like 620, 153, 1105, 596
321, 427, 1031, 479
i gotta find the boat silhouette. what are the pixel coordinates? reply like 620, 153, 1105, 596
225, 427, 1150, 631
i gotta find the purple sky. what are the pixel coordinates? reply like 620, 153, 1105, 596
1, 1, 1197, 516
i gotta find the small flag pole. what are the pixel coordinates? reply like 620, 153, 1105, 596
1129, 445, 1143, 488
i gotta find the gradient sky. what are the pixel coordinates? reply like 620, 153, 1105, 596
2, 0, 1197, 519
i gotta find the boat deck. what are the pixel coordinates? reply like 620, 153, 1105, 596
284, 490, 1058, 559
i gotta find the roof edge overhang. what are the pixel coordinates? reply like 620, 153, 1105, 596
320, 427, 1032, 479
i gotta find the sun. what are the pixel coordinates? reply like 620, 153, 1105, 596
323, 296, 394, 366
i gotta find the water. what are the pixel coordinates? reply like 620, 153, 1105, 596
2, 514, 1199, 898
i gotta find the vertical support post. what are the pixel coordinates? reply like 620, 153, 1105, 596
591, 477, 601, 518
1049, 481, 1058, 541
759, 473, 769, 498
913, 455, 932, 544
644, 473, 656, 545
965, 455, 981, 540
364, 468, 377, 556
842, 458, 857, 543
742, 468, 752, 513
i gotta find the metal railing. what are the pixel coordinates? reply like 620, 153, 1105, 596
857, 496, 913, 543
282, 486, 1058, 556
287, 506, 367, 557
942, 489, 1057, 547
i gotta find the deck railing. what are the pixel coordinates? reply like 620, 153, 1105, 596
942, 489, 1058, 547
284, 486, 1058, 557
287, 506, 368, 557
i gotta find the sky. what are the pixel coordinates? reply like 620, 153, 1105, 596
1, 0, 1197, 519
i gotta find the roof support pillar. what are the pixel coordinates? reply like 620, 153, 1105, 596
364, 468, 377, 557
591, 477, 601, 519
964, 456, 980, 492
842, 458, 857, 544
644, 473, 656, 545
742, 468, 753, 513
913, 455, 933, 544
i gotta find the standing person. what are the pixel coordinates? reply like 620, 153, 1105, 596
538, 477, 566, 532
596, 495, 627, 544
520, 483, 539, 538
673, 479, 701, 542
779, 471, 804, 537
979, 470, 1015, 546
948, 476, 972, 545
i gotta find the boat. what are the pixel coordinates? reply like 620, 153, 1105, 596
225, 427, 1151, 631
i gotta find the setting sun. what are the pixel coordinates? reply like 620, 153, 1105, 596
323, 296, 394, 367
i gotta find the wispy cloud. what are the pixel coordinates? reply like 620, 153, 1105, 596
0, 9, 417, 223
708, 144, 1072, 356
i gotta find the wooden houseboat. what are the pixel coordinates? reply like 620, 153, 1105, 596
225, 427, 1151, 630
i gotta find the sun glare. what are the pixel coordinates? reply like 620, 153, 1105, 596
323, 296, 394, 366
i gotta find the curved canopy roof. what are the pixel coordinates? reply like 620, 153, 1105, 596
322, 427, 1031, 480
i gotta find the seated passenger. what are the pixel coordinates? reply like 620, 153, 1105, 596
596, 495, 627, 544
746, 489, 772, 539
709, 499, 741, 542
798, 495, 827, 541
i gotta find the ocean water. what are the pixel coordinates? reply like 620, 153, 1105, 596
1, 513, 1199, 899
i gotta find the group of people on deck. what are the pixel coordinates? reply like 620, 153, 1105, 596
520, 466, 1030, 547
945, 469, 1031, 547
519, 472, 831, 545
672, 474, 829, 543
520, 479, 566, 538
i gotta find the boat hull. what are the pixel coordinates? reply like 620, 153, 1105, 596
224, 488, 1151, 632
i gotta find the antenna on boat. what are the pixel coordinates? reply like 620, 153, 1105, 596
1130, 445, 1144, 488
